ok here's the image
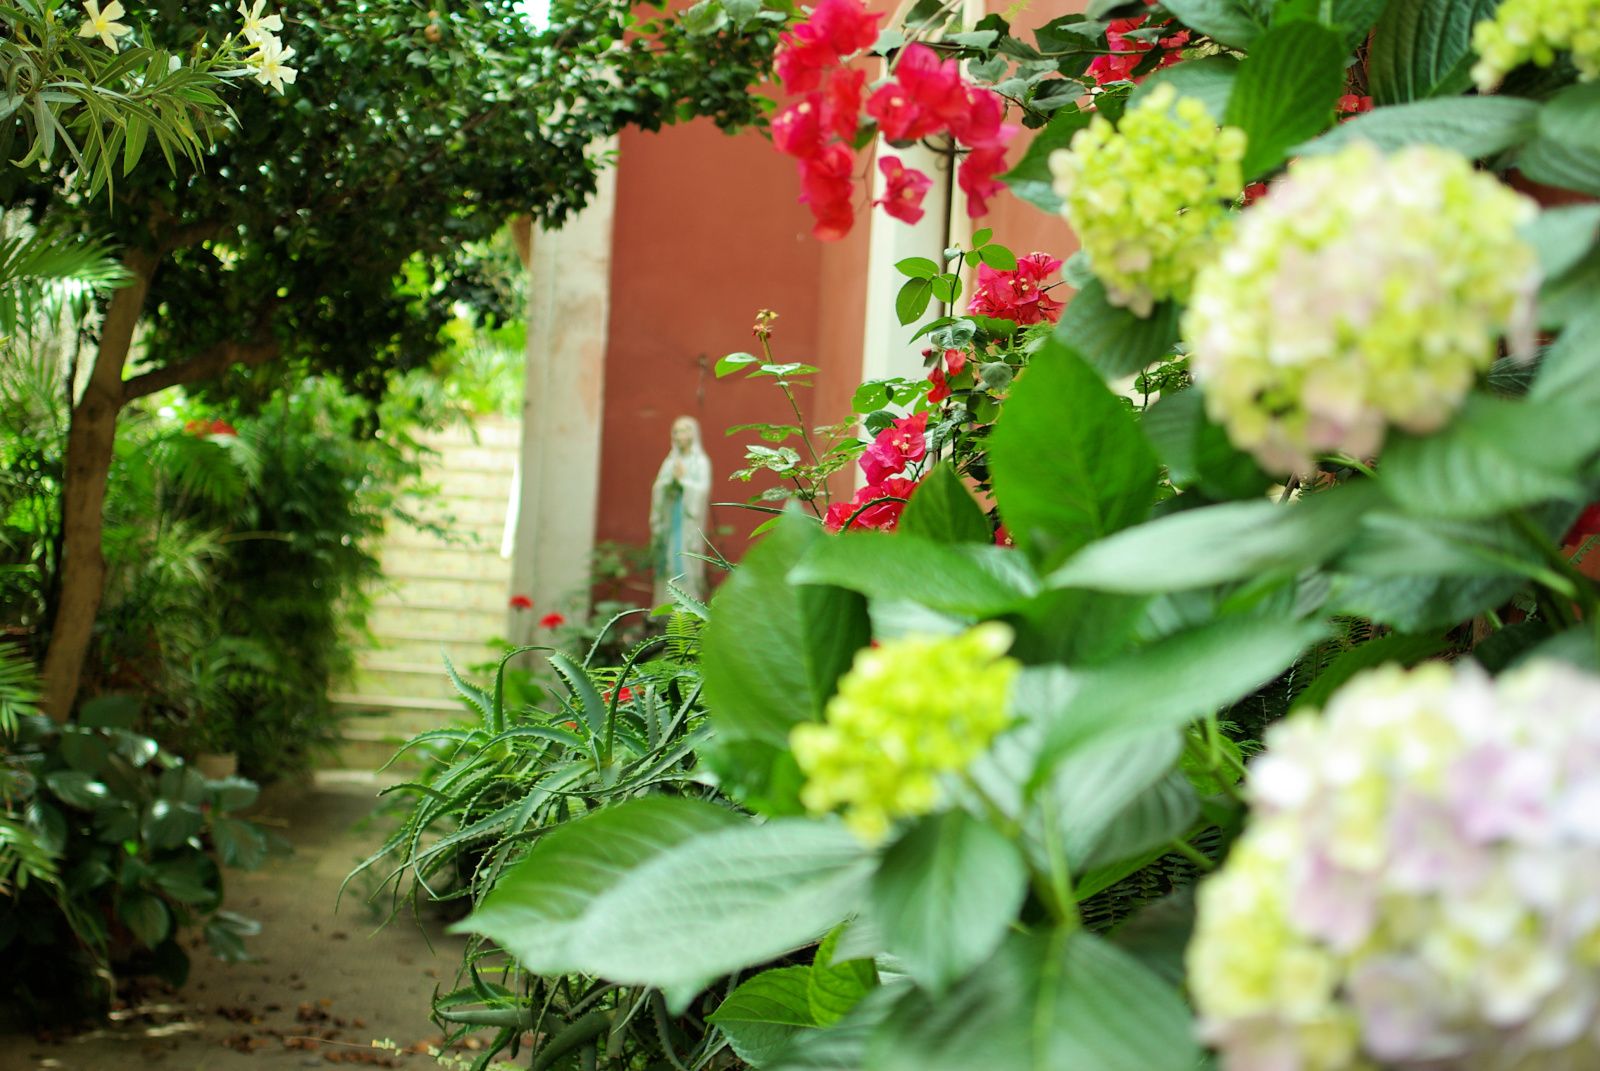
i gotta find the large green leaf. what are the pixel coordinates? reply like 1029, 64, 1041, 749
1053, 281, 1181, 380
1381, 395, 1600, 519
1368, 0, 1497, 102
869, 811, 1028, 994
1000, 107, 1093, 214
1038, 729, 1183, 869
1331, 573, 1526, 632
1518, 83, 1600, 198
143, 800, 205, 850
870, 930, 1201, 1071
1140, 387, 1270, 500
1225, 22, 1347, 178
898, 461, 992, 545
791, 533, 1039, 617
461, 801, 872, 995
989, 340, 1160, 571
1047, 480, 1380, 593
119, 892, 172, 949
1295, 96, 1540, 160
1038, 615, 1328, 758
702, 512, 870, 745
1162, 0, 1265, 49
1083, 771, 1200, 868
710, 966, 818, 1067
1129, 55, 1240, 121
1532, 303, 1600, 407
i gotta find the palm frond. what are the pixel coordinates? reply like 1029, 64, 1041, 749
0, 223, 129, 339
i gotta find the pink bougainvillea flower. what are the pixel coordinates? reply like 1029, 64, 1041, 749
772, 95, 825, 158
773, 0, 880, 93
865, 81, 929, 142
509, 594, 533, 611
824, 475, 919, 532
1086, 15, 1189, 85
875, 155, 933, 224
958, 141, 1013, 218
895, 43, 968, 127
860, 411, 929, 484
540, 612, 566, 629
968, 252, 1064, 324
927, 363, 951, 403
808, 0, 882, 57
798, 142, 857, 240
949, 85, 1008, 148
822, 67, 866, 140
942, 348, 968, 377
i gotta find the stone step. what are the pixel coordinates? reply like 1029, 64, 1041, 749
367, 545, 515, 582
363, 576, 514, 615
366, 605, 509, 642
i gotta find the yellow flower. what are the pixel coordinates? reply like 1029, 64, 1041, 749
790, 624, 1018, 843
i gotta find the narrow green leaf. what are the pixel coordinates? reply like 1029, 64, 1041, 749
1296, 96, 1541, 160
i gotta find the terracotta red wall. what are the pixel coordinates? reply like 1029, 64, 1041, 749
596, 118, 852, 576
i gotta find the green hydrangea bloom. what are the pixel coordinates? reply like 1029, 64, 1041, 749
1048, 84, 1246, 317
1184, 142, 1539, 476
790, 623, 1018, 843
1472, 0, 1600, 90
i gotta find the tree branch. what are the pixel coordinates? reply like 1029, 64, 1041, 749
120, 335, 280, 402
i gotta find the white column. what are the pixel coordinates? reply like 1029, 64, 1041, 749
507, 143, 618, 643
859, 140, 953, 388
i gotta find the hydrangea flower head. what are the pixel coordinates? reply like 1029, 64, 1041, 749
1189, 659, 1600, 1070
1472, 0, 1600, 90
790, 624, 1018, 842
1184, 142, 1539, 475
1048, 84, 1246, 316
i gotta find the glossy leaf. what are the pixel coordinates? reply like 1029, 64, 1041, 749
710, 966, 817, 1067
1368, 0, 1498, 103
989, 340, 1160, 570
869, 812, 1028, 994
1053, 280, 1181, 380
791, 533, 1040, 617
1296, 96, 1541, 159
897, 461, 992, 545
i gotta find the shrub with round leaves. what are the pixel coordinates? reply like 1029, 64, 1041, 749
790, 623, 1018, 843
1189, 659, 1600, 1071
1184, 142, 1539, 476
1049, 84, 1246, 317
1472, 0, 1600, 90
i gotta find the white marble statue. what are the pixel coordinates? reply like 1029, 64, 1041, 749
650, 415, 712, 605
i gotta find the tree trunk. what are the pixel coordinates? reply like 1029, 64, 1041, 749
39, 250, 156, 721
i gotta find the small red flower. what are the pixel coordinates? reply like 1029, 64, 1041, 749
1564, 503, 1600, 545
875, 155, 933, 224
1086, 15, 1189, 85
1336, 94, 1374, 118
772, 96, 825, 159
1242, 181, 1270, 206
509, 595, 533, 611
968, 253, 1064, 325
798, 142, 857, 241
822, 68, 865, 140
209, 420, 237, 437
823, 476, 919, 532
942, 348, 967, 377
958, 143, 1012, 218
995, 524, 1014, 547
561, 719, 578, 730
865, 81, 928, 142
540, 612, 566, 629
860, 411, 929, 484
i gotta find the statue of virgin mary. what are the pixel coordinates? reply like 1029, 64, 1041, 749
649, 415, 712, 605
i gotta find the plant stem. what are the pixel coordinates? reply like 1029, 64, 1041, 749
1169, 837, 1216, 872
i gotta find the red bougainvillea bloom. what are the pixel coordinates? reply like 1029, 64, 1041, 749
509, 594, 533, 611
928, 363, 951, 404
958, 143, 1012, 218
1337, 93, 1374, 117
995, 524, 1014, 547
822, 68, 865, 140
860, 411, 929, 484
876, 155, 933, 224
1085, 15, 1190, 85
540, 612, 566, 628
949, 85, 1008, 148
824, 476, 919, 532
942, 348, 968, 377
895, 43, 968, 129
865, 81, 930, 142
1242, 180, 1270, 206
772, 96, 824, 158
968, 253, 1064, 324
602, 685, 635, 704
773, 0, 881, 93
798, 142, 857, 240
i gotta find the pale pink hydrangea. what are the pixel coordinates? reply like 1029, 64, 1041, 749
1189, 659, 1600, 1071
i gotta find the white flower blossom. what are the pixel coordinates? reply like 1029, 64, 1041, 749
248, 35, 298, 94
237, 0, 285, 46
77, 0, 131, 51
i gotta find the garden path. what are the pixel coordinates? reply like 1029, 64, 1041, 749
0, 775, 474, 1071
